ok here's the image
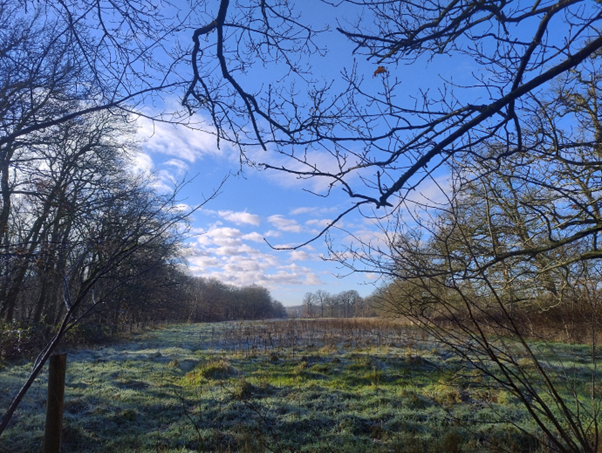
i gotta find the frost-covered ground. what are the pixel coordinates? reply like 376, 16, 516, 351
1, 323, 234, 452
0, 320, 593, 452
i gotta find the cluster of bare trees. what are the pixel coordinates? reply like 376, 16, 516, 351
0, 0, 199, 434
182, 277, 286, 322
182, 13, 602, 448
0, 0, 205, 330
0, 109, 187, 329
184, 0, 602, 449
301, 289, 374, 318
363, 43, 602, 453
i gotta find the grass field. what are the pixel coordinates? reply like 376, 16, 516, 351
0, 319, 596, 452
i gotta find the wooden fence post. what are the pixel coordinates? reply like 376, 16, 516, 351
43, 353, 67, 453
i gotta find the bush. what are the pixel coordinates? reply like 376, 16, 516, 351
0, 323, 46, 360
0, 321, 120, 361
63, 322, 114, 346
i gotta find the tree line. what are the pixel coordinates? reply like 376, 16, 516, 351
298, 289, 376, 318
0, 1, 286, 339
180, 277, 287, 323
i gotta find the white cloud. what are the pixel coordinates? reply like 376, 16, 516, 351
218, 210, 261, 226
173, 203, 192, 212
137, 116, 227, 163
164, 159, 190, 175
261, 267, 323, 286
290, 207, 316, 215
290, 206, 341, 216
186, 223, 323, 291
242, 232, 264, 242
189, 226, 207, 234
262, 271, 306, 285
264, 230, 282, 238
128, 155, 182, 193
341, 227, 388, 248
131, 151, 154, 174
197, 227, 243, 247
214, 244, 257, 256
192, 254, 322, 288
268, 264, 324, 285
268, 215, 302, 233
289, 250, 311, 261
304, 273, 323, 285
250, 146, 354, 193
188, 254, 222, 270
306, 218, 340, 228
222, 258, 262, 272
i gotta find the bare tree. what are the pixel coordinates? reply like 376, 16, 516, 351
185, 0, 602, 239
5, 0, 599, 234
337, 290, 361, 318
0, 109, 137, 323
313, 289, 331, 318
356, 62, 602, 451
3, 0, 599, 230
0, 173, 216, 436
302, 291, 316, 318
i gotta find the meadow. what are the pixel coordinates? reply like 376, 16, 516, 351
0, 319, 596, 452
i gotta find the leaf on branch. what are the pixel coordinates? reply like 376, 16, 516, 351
373, 66, 387, 77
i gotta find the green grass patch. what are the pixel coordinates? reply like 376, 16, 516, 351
1, 320, 600, 452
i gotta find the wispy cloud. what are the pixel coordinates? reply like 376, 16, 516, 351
164, 159, 190, 175
290, 207, 316, 215
137, 117, 225, 163
218, 210, 261, 226
242, 232, 264, 242
131, 151, 154, 174
306, 218, 340, 228
289, 250, 311, 261
249, 146, 353, 193
129, 152, 178, 193
268, 215, 302, 233
290, 206, 341, 216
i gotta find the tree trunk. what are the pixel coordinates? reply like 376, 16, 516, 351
42, 354, 67, 453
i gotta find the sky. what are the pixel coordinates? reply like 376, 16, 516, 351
116, 0, 596, 307
134, 116, 391, 306
129, 0, 475, 306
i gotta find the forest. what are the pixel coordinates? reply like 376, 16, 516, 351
2, 0, 602, 451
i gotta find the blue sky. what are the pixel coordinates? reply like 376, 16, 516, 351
134, 116, 389, 306
128, 0, 478, 306
133, 109, 454, 306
